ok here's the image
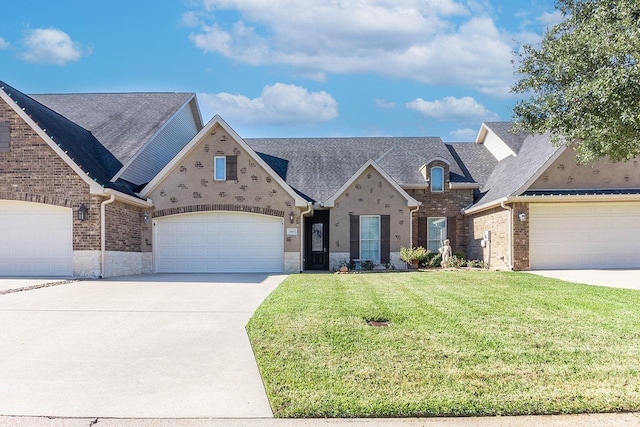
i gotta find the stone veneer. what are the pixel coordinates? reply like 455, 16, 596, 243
146, 124, 302, 271
329, 165, 413, 260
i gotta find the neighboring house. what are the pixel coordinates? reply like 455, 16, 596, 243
1, 80, 639, 277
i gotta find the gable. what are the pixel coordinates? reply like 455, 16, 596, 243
529, 147, 640, 190
477, 123, 516, 161
142, 116, 306, 208
325, 160, 420, 208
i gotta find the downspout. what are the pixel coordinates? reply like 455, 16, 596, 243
501, 201, 514, 270
100, 194, 116, 278
409, 204, 421, 247
299, 203, 313, 273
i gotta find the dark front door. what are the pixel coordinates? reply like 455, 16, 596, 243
305, 210, 329, 270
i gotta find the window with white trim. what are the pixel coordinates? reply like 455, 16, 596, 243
360, 215, 380, 263
427, 217, 447, 252
431, 166, 444, 193
431, 166, 444, 192
214, 155, 238, 181
214, 156, 226, 181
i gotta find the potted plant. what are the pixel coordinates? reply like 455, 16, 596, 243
400, 246, 429, 269
338, 260, 349, 273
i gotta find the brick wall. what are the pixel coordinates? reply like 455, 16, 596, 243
0, 97, 101, 250
466, 206, 510, 269
407, 187, 474, 254
105, 200, 143, 252
511, 202, 529, 271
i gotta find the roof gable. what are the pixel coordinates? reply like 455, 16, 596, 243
0, 80, 128, 194
139, 115, 307, 206
324, 159, 420, 207
246, 137, 462, 202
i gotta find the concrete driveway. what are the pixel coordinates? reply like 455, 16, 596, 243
529, 269, 640, 290
0, 273, 286, 418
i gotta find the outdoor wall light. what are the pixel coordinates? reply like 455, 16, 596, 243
143, 211, 150, 224
78, 204, 89, 221
289, 211, 295, 224
518, 213, 527, 222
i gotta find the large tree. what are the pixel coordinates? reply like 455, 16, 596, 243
512, 0, 640, 162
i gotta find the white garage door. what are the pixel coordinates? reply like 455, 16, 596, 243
154, 211, 284, 273
530, 202, 640, 269
0, 201, 73, 276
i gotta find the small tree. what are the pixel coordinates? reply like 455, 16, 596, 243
512, 0, 640, 163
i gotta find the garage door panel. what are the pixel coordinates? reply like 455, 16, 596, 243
0, 201, 72, 276
530, 203, 640, 269
154, 212, 284, 273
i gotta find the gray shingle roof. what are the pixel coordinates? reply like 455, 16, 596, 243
246, 137, 462, 203
473, 130, 560, 207
31, 92, 194, 165
446, 142, 497, 184
0, 80, 139, 196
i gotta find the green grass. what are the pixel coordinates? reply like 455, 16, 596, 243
246, 271, 640, 418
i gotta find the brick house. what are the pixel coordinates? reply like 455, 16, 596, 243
2, 80, 640, 277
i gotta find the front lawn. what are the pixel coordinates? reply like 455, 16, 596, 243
246, 271, 640, 417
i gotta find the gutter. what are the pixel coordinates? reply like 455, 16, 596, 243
100, 194, 116, 278
299, 203, 313, 272
409, 204, 421, 248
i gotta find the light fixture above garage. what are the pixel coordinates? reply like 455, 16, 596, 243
78, 204, 89, 221
143, 211, 150, 224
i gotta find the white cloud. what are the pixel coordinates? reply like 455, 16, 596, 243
20, 28, 90, 65
198, 83, 338, 125
406, 96, 499, 122
448, 128, 478, 142
375, 99, 395, 109
537, 10, 564, 27
186, 0, 522, 96
0, 37, 9, 50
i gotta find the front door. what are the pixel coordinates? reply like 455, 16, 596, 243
305, 210, 329, 270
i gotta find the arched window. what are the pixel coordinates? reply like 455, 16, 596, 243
431, 166, 444, 192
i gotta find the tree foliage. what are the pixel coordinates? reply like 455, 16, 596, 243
512, 0, 640, 162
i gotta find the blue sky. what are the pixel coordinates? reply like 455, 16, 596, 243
0, 0, 560, 141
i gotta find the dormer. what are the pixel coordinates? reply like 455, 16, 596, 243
419, 157, 451, 193
476, 123, 517, 161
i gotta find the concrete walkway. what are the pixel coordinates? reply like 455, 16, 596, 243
529, 269, 640, 290
1, 413, 639, 426
0, 274, 285, 418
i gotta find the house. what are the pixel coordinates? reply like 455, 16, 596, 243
1, 80, 640, 277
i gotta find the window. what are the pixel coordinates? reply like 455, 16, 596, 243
427, 217, 447, 252
431, 166, 444, 192
0, 122, 9, 153
360, 215, 380, 263
214, 155, 238, 181
214, 156, 226, 181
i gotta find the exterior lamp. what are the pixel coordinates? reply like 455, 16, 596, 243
78, 204, 89, 221
518, 213, 527, 222
143, 211, 150, 224
289, 212, 295, 224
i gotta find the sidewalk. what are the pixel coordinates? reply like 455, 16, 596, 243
1, 414, 639, 427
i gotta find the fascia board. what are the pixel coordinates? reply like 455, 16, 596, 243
324, 159, 420, 208
508, 194, 640, 203
104, 188, 153, 208
0, 87, 103, 194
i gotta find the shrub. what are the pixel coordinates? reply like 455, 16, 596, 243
399, 246, 430, 264
422, 252, 442, 268
446, 255, 466, 268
